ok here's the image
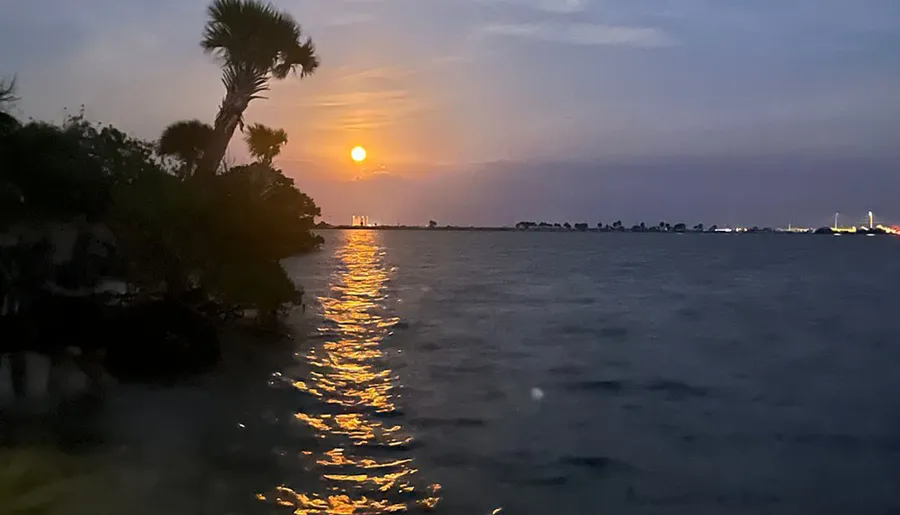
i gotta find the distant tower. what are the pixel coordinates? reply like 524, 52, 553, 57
834, 212, 839, 230
868, 211, 874, 229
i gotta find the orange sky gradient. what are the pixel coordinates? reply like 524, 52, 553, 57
3, 0, 900, 225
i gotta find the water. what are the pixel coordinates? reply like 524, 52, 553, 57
8, 230, 900, 514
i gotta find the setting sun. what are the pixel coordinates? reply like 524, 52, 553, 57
351, 146, 367, 163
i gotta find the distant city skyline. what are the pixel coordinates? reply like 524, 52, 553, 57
329, 208, 895, 231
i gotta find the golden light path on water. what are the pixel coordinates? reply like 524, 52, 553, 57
268, 230, 440, 514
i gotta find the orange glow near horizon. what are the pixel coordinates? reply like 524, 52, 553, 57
262, 64, 467, 176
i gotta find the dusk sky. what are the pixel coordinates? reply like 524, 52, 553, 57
2, 0, 899, 226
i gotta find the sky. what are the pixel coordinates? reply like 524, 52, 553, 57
1, 0, 899, 227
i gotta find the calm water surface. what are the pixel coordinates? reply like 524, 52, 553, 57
21, 231, 900, 514
280, 230, 900, 514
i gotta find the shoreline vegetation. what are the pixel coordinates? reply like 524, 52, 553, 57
1, 0, 323, 414
319, 222, 899, 235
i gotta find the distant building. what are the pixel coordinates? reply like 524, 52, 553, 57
351, 215, 370, 227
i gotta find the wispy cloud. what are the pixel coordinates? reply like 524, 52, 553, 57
480, 22, 674, 47
475, 0, 587, 14
535, 0, 586, 14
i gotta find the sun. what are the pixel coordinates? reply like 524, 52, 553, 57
351, 146, 367, 163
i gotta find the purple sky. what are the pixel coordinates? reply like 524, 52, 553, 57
2, 0, 899, 226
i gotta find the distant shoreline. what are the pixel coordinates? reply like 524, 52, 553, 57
316, 226, 897, 235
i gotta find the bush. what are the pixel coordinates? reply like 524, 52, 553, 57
1, 110, 322, 319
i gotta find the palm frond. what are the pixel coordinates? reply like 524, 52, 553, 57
221, 65, 269, 98
243, 123, 288, 165
202, 0, 318, 78
158, 120, 214, 170
273, 39, 319, 79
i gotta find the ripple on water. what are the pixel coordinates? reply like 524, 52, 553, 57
562, 379, 627, 393
645, 379, 710, 400
411, 417, 488, 429
559, 455, 635, 475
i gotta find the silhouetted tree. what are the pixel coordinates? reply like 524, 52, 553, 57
2, 111, 160, 224
0, 76, 16, 106
158, 120, 214, 178
428, 220, 437, 228
244, 123, 287, 166
563, 222, 572, 230
574, 223, 588, 231
673, 223, 686, 233
0, 76, 19, 136
197, 0, 319, 176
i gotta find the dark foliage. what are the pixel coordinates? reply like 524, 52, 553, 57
158, 119, 214, 177
0, 1, 325, 383
1, 108, 322, 380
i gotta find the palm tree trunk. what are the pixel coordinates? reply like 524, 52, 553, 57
196, 91, 249, 178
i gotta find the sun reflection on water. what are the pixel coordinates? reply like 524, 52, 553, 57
270, 230, 440, 514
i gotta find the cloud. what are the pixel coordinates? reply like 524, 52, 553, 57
475, 0, 587, 14
534, 0, 586, 14
480, 22, 674, 47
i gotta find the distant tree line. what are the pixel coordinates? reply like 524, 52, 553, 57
514, 221, 719, 233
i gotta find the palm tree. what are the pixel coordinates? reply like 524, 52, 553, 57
197, 0, 319, 177
158, 120, 214, 178
244, 123, 287, 165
